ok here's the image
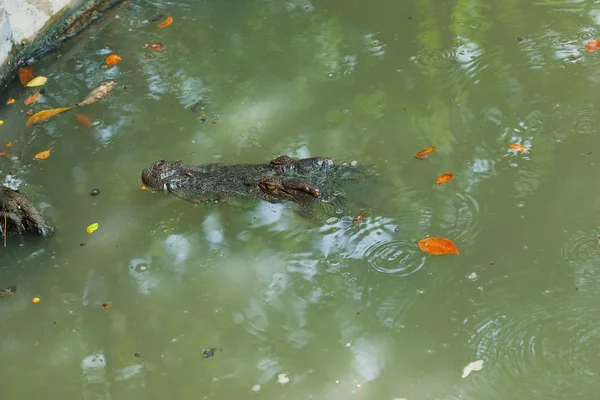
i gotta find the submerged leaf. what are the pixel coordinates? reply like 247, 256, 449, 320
414, 146, 435, 159
436, 173, 453, 184
157, 15, 173, 28
34, 150, 51, 160
26, 107, 72, 126
75, 113, 93, 129
151, 42, 163, 51
417, 237, 459, 255
86, 223, 99, 234
353, 210, 368, 226
105, 54, 121, 67
25, 76, 48, 87
77, 81, 117, 107
23, 91, 41, 105
508, 143, 529, 153
18, 66, 34, 86
7, 97, 15, 105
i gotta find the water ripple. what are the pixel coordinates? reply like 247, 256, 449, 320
561, 231, 600, 267
470, 301, 600, 391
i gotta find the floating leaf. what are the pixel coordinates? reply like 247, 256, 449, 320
353, 210, 368, 226
77, 81, 117, 107
414, 146, 435, 159
18, 66, 34, 86
106, 54, 121, 67
26, 107, 72, 126
25, 76, 48, 87
417, 237, 459, 255
586, 40, 600, 52
151, 42, 163, 51
34, 150, 51, 160
86, 222, 99, 234
508, 143, 529, 153
6, 98, 15, 105
462, 360, 484, 378
5, 142, 11, 148
32, 297, 40, 304
24, 91, 41, 105
0, 120, 3, 125
436, 173, 453, 184
0, 152, 6, 157
75, 113, 93, 129
157, 15, 173, 28
101, 302, 110, 308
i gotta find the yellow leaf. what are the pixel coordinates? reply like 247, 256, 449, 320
26, 107, 72, 126
0, 120, 4, 125
86, 223, 99, 234
34, 150, 51, 160
25, 76, 48, 87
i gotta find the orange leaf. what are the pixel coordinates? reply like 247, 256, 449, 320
414, 146, 435, 159
417, 237, 459, 255
17, 66, 34, 86
5, 142, 11, 148
586, 40, 600, 52
23, 91, 40, 106
1, 151, 6, 157
105, 54, 121, 67
7, 98, 15, 105
75, 113, 93, 129
34, 150, 51, 160
157, 15, 173, 28
26, 107, 72, 126
508, 143, 529, 153
151, 42, 163, 51
436, 173, 453, 184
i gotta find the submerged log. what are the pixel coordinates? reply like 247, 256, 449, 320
0, 186, 53, 239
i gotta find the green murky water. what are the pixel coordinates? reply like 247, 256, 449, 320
2, 0, 600, 398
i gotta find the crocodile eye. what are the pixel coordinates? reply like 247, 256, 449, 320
154, 160, 166, 169
267, 184, 276, 190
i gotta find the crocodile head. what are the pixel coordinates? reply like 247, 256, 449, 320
141, 159, 187, 192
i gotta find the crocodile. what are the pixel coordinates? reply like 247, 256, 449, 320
140, 155, 362, 218
0, 185, 53, 239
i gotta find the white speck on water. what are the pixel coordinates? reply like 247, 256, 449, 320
277, 373, 290, 384
251, 384, 261, 392
467, 272, 477, 280
350, 160, 358, 167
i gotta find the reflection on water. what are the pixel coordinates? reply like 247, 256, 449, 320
1, 0, 600, 398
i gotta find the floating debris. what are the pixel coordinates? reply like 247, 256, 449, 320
203, 347, 222, 358
461, 359, 484, 378
0, 285, 17, 297
277, 373, 290, 384
90, 189, 100, 196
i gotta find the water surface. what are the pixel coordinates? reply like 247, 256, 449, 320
1, 0, 600, 398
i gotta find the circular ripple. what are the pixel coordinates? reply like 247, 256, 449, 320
561, 231, 600, 267
470, 301, 600, 392
410, 48, 457, 71
363, 239, 426, 275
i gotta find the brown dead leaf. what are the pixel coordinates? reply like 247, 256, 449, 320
75, 113, 93, 129
34, 150, 51, 160
414, 146, 435, 159
26, 110, 33, 116
18, 66, 34, 86
353, 210, 368, 226
436, 173, 453, 184
7, 98, 15, 105
77, 81, 117, 107
23, 91, 40, 106
417, 237, 459, 255
151, 42, 164, 51
157, 15, 173, 28
26, 107, 73, 126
